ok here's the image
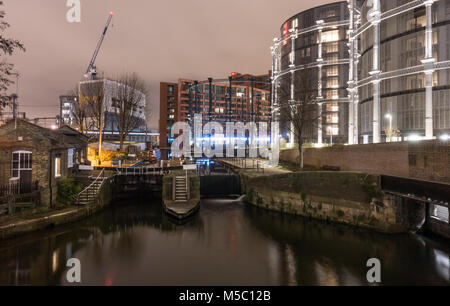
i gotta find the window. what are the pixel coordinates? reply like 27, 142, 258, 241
168, 85, 175, 95
326, 114, 339, 124
326, 90, 339, 100
326, 66, 339, 77
216, 86, 225, 95
324, 53, 339, 62
55, 156, 61, 178
326, 78, 339, 89
327, 102, 339, 112
11, 151, 32, 179
324, 42, 338, 53
326, 125, 339, 136
321, 30, 339, 43
409, 154, 417, 166
301, 48, 311, 57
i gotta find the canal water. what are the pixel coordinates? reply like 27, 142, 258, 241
0, 198, 448, 286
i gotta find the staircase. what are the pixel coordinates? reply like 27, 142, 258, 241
174, 176, 188, 202
76, 170, 107, 206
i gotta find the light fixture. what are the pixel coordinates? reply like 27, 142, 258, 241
440, 134, 449, 141
407, 134, 423, 142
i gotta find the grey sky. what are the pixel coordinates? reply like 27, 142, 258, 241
5, 0, 331, 129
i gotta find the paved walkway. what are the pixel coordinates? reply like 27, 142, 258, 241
217, 159, 292, 176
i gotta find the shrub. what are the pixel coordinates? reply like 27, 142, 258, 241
57, 177, 81, 206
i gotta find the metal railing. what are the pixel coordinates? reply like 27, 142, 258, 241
117, 166, 171, 176
0, 181, 39, 198
76, 169, 105, 206
229, 158, 265, 173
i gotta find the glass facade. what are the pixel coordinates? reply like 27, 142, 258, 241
353, 0, 450, 142
274, 0, 450, 145
273, 2, 350, 145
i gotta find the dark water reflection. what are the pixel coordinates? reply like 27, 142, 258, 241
0, 199, 448, 286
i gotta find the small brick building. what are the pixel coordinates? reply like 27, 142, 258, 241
0, 120, 88, 207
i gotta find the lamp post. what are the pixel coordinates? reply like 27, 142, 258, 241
328, 126, 333, 147
385, 114, 392, 142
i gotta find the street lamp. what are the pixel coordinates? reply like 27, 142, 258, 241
385, 114, 392, 142
328, 126, 333, 146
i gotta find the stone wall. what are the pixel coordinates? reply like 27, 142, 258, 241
280, 140, 449, 183
241, 172, 426, 234
0, 120, 75, 207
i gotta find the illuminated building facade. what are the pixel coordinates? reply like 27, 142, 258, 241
272, 2, 350, 146
272, 0, 450, 146
159, 73, 271, 158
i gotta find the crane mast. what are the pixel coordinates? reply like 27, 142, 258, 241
85, 11, 114, 80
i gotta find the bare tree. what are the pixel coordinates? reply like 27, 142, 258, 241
113, 73, 147, 151
277, 68, 319, 170
79, 81, 108, 162
0, 1, 25, 109
70, 86, 88, 135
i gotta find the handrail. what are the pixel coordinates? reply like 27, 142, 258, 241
76, 169, 105, 205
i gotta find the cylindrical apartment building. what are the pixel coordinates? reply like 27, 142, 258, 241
349, 0, 450, 144
273, 1, 450, 146
272, 2, 350, 146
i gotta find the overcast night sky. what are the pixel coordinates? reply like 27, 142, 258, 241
4, 0, 331, 129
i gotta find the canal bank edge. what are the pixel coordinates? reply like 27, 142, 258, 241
0, 175, 115, 240
239, 171, 427, 234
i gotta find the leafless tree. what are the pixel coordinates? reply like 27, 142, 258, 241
0, 1, 25, 109
79, 80, 108, 161
277, 68, 319, 170
112, 73, 147, 151
70, 86, 88, 135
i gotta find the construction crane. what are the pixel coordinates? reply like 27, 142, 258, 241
84, 11, 114, 80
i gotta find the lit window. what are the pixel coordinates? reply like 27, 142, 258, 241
292, 18, 298, 29
326, 78, 339, 89
324, 42, 338, 53
322, 30, 339, 43
326, 125, 339, 136
327, 114, 339, 124
55, 156, 61, 178
326, 66, 339, 77
326, 90, 339, 100
327, 102, 339, 112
